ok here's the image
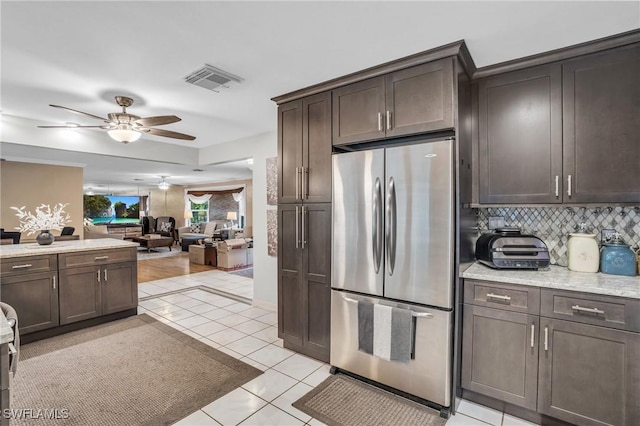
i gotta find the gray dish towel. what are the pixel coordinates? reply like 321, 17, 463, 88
358, 300, 374, 354
1, 302, 19, 376
390, 307, 413, 363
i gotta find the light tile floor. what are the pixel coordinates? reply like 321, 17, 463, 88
138, 271, 538, 426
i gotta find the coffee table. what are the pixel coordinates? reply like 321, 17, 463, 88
132, 235, 174, 252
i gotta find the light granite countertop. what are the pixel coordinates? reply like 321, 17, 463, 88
0, 238, 139, 259
463, 262, 640, 299
0, 311, 14, 345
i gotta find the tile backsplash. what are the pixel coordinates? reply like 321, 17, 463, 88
476, 206, 640, 267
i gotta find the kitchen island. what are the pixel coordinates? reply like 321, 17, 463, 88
460, 262, 640, 426
0, 239, 139, 343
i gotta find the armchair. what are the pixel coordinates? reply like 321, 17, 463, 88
154, 216, 176, 240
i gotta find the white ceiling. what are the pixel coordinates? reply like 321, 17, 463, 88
1, 1, 638, 190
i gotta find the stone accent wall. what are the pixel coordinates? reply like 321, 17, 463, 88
209, 193, 239, 222
476, 206, 640, 267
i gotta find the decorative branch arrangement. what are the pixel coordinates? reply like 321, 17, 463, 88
11, 203, 71, 235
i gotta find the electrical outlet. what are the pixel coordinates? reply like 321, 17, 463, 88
601, 229, 616, 244
488, 216, 505, 230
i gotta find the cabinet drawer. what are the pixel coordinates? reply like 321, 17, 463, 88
58, 248, 136, 269
0, 255, 56, 277
541, 289, 640, 333
464, 279, 540, 314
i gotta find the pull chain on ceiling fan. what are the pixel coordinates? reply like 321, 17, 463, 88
38, 96, 196, 143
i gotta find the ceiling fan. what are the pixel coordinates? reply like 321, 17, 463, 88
38, 96, 196, 143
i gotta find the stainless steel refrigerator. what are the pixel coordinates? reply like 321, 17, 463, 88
331, 138, 455, 408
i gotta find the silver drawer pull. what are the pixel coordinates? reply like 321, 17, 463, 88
486, 293, 511, 302
94, 255, 109, 260
11, 264, 32, 269
571, 305, 605, 315
531, 324, 535, 348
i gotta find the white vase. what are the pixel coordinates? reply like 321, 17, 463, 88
567, 233, 599, 273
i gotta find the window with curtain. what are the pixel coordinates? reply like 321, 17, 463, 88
190, 201, 209, 224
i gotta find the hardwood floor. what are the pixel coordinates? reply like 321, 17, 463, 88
137, 253, 216, 283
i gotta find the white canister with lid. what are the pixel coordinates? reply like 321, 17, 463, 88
567, 224, 599, 273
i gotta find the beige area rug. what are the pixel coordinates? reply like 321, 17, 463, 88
11, 314, 262, 426
136, 248, 186, 261
292, 375, 447, 426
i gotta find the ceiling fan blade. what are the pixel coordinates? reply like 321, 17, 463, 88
38, 125, 109, 128
134, 115, 181, 127
49, 104, 107, 122
143, 128, 196, 141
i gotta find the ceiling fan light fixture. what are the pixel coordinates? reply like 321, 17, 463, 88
107, 123, 141, 144
158, 177, 170, 190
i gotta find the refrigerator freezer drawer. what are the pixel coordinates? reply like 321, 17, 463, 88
330, 290, 452, 407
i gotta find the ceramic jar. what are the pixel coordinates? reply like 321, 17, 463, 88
601, 238, 637, 277
36, 230, 55, 245
567, 232, 599, 273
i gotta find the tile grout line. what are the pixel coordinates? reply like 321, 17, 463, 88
139, 284, 252, 305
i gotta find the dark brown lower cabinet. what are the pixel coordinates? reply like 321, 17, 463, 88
462, 304, 539, 410
59, 261, 137, 324
278, 203, 331, 362
0, 271, 59, 334
538, 318, 640, 426
462, 280, 640, 426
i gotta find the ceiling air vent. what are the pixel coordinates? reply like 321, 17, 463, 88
185, 64, 243, 93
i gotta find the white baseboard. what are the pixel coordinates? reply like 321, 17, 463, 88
252, 299, 277, 312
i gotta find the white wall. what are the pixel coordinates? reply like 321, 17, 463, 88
199, 131, 277, 308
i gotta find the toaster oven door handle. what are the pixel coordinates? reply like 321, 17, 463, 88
493, 247, 547, 252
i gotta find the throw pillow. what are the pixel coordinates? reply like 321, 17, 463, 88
160, 222, 172, 233
203, 222, 216, 235
190, 223, 200, 233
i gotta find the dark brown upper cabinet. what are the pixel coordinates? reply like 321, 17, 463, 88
278, 92, 332, 204
332, 58, 454, 146
478, 64, 562, 204
562, 44, 640, 203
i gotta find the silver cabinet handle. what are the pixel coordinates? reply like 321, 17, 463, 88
52, 275, 56, 290
567, 175, 572, 197
555, 175, 559, 197
386, 111, 391, 130
487, 293, 511, 302
572, 305, 604, 315
386, 177, 397, 276
11, 264, 32, 269
295, 206, 300, 249
377, 112, 383, 131
544, 326, 549, 351
97, 269, 101, 283
296, 167, 300, 200
104, 268, 108, 282
94, 255, 109, 260
531, 324, 535, 348
302, 167, 307, 200
301, 206, 306, 250
8, 343, 17, 356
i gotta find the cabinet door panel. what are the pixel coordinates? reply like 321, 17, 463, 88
462, 304, 539, 410
303, 92, 332, 203
332, 77, 385, 145
538, 318, 640, 426
278, 100, 303, 204
563, 45, 640, 203
278, 205, 303, 345
59, 266, 101, 324
386, 59, 454, 137
0, 272, 58, 334
102, 262, 137, 315
478, 64, 562, 204
302, 204, 331, 362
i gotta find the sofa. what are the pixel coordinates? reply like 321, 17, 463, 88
83, 225, 125, 240
177, 220, 233, 242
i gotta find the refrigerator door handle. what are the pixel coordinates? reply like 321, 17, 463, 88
372, 177, 383, 273
386, 176, 397, 276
